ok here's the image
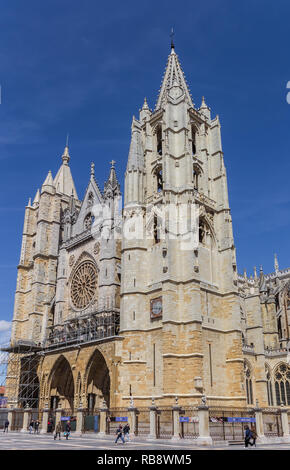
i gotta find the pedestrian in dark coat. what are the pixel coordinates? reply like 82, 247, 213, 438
115, 425, 125, 444
251, 427, 257, 447
123, 423, 130, 441
29, 420, 34, 434
244, 426, 253, 448
65, 421, 71, 440
3, 420, 9, 433
34, 420, 40, 434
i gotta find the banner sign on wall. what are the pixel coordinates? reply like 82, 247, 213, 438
227, 417, 256, 423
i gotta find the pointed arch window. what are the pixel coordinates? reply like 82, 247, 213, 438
244, 361, 253, 405
274, 363, 290, 406
154, 165, 163, 193
191, 125, 197, 155
277, 316, 283, 340
156, 125, 163, 155
153, 214, 161, 244
193, 164, 202, 191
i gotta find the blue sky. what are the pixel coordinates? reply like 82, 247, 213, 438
0, 0, 290, 335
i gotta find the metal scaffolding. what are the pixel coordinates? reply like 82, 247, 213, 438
45, 310, 120, 351
0, 309, 120, 408
0, 341, 41, 408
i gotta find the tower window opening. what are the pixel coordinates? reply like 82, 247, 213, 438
156, 126, 162, 155
154, 165, 163, 193
278, 316, 283, 340
244, 361, 253, 405
153, 214, 161, 244
191, 126, 196, 155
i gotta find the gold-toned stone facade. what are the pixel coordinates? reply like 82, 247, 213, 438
6, 47, 290, 413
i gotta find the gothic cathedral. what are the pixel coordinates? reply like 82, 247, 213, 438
5, 43, 290, 412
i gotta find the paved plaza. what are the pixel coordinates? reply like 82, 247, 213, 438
0, 432, 289, 451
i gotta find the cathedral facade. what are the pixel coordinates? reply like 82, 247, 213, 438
6, 44, 290, 413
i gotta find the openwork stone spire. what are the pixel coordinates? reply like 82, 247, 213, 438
155, 47, 194, 111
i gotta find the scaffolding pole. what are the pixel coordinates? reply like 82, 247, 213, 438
0, 341, 41, 408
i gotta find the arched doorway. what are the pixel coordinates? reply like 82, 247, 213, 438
49, 356, 74, 411
85, 349, 110, 411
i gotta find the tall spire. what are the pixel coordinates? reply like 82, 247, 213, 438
53, 142, 78, 198
155, 46, 194, 111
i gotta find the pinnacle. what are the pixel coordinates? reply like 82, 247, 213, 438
142, 97, 149, 110
62, 144, 70, 164
42, 170, 54, 187
32, 188, 40, 206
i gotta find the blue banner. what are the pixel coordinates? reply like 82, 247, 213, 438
179, 416, 199, 423
0, 397, 7, 408
115, 417, 128, 422
227, 417, 256, 423
61, 416, 71, 421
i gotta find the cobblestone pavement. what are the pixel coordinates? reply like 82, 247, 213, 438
0, 432, 289, 450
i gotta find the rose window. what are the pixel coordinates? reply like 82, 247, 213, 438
71, 261, 97, 309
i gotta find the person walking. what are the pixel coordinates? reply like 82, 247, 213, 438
34, 420, 40, 434
244, 425, 253, 448
29, 419, 34, 434
115, 424, 125, 444
64, 421, 71, 440
54, 421, 62, 440
123, 423, 130, 442
3, 419, 9, 433
47, 418, 54, 433
251, 427, 257, 447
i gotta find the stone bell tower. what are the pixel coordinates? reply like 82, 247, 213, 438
118, 42, 245, 407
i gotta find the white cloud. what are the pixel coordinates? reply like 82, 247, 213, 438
0, 321, 11, 347
0, 321, 11, 332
